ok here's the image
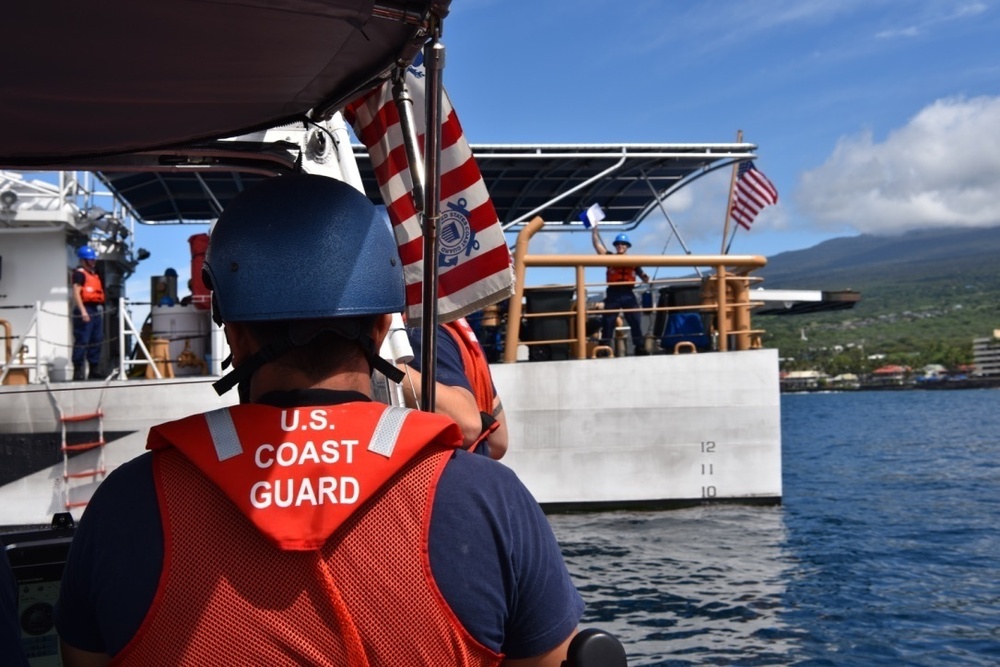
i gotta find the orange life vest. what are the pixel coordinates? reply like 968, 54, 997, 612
443, 318, 494, 416
114, 402, 501, 667
443, 318, 499, 447
606, 265, 637, 286
75, 267, 105, 304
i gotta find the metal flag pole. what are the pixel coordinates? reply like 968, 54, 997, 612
419, 19, 445, 413
392, 70, 425, 214
724, 215, 741, 255
720, 129, 743, 255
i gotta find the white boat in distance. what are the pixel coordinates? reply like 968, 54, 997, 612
0, 143, 785, 526
0, 1, 797, 528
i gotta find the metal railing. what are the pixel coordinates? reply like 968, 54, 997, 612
0, 298, 214, 384
502, 216, 768, 363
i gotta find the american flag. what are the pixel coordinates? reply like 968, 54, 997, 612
344, 57, 514, 326
730, 161, 779, 230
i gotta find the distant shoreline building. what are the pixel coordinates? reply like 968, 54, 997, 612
869, 364, 911, 386
973, 330, 1000, 378
779, 369, 826, 391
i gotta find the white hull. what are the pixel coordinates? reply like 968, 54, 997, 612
0, 349, 781, 526
0, 165, 784, 529
495, 349, 782, 507
0, 377, 237, 526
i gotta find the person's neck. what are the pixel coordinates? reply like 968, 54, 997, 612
249, 365, 372, 402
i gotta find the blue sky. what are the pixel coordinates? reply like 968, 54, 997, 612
119, 0, 1000, 305
440, 0, 1000, 256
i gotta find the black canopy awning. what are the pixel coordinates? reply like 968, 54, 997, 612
356, 143, 757, 230
0, 1, 439, 166
94, 142, 757, 228
0, 1, 756, 232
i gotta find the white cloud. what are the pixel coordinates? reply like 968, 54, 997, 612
649, 173, 731, 247
875, 26, 920, 39
875, 3, 987, 39
665, 185, 694, 213
796, 95, 1000, 235
636, 0, 865, 58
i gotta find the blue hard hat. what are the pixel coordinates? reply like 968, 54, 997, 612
77, 246, 98, 260
613, 233, 631, 247
203, 174, 404, 323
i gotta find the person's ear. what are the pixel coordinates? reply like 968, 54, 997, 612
371, 313, 393, 350
224, 322, 257, 367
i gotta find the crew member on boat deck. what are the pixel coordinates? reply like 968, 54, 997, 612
592, 227, 650, 356
402, 317, 509, 459
71, 246, 105, 380
55, 175, 582, 667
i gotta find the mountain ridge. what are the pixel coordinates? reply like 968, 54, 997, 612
750, 225, 1000, 367
757, 226, 1000, 291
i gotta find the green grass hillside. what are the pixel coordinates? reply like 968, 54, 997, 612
754, 226, 1000, 372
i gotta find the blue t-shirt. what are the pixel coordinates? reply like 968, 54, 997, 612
55, 389, 582, 659
407, 324, 474, 392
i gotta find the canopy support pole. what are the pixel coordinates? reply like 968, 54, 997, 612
639, 168, 703, 279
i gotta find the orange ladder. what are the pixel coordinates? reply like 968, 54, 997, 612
60, 410, 106, 509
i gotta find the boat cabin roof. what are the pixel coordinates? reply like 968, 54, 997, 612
0, 1, 438, 166
359, 143, 758, 231
70, 142, 760, 230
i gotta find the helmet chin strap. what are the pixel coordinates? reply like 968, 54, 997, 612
362, 341, 406, 384
212, 334, 293, 397
212, 321, 404, 398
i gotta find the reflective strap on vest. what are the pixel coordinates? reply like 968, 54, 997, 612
206, 408, 242, 461
368, 406, 412, 458
204, 405, 412, 463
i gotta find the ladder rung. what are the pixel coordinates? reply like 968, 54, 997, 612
61, 411, 104, 423
63, 468, 106, 480
62, 440, 105, 452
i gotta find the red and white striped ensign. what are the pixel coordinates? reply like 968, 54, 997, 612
345, 61, 513, 326
730, 161, 779, 230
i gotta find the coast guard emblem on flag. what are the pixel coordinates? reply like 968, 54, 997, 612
439, 199, 477, 266
345, 55, 514, 326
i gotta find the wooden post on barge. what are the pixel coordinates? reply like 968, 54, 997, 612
716, 266, 728, 351
575, 265, 588, 360
503, 216, 544, 363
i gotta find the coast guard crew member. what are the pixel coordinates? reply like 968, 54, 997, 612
591, 228, 649, 356
402, 317, 509, 459
55, 175, 583, 666
71, 246, 106, 380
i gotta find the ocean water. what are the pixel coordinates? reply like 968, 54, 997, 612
549, 389, 1000, 666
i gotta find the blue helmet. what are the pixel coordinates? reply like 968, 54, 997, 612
203, 174, 404, 323
613, 233, 631, 248
77, 246, 98, 260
